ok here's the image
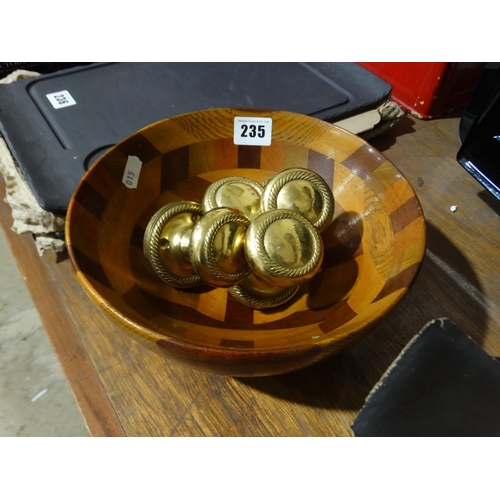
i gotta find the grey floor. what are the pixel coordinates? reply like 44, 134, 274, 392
0, 228, 89, 437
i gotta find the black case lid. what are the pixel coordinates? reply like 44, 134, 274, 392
0, 62, 391, 213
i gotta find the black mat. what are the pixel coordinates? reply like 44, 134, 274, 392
352, 318, 500, 437
0, 62, 391, 214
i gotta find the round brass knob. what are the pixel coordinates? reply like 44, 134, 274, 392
202, 176, 263, 217
244, 209, 324, 288
230, 272, 299, 309
261, 168, 334, 232
143, 201, 203, 288
190, 207, 252, 288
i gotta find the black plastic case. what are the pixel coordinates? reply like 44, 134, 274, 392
0, 62, 391, 213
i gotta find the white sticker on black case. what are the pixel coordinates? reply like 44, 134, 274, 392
46, 90, 76, 109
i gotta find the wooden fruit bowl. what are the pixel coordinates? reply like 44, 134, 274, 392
66, 108, 425, 377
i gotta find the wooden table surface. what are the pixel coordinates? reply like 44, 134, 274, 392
2, 112, 500, 437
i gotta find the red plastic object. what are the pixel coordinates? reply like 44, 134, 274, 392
357, 62, 485, 119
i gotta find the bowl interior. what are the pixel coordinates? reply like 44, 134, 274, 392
66, 108, 425, 355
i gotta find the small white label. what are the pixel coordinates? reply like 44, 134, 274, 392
46, 90, 76, 109
234, 116, 272, 146
122, 156, 143, 189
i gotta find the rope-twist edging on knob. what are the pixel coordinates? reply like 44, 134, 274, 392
202, 176, 264, 213
229, 283, 300, 309
263, 168, 334, 231
250, 209, 323, 280
144, 202, 204, 288
200, 211, 252, 285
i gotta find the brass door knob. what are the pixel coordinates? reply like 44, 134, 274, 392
244, 209, 324, 288
261, 168, 334, 232
143, 171, 333, 308
230, 272, 300, 309
190, 207, 252, 288
202, 176, 264, 217
143, 201, 203, 288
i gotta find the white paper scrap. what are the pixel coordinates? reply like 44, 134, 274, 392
122, 156, 143, 189
31, 389, 48, 402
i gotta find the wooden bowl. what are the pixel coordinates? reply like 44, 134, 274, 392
66, 108, 425, 377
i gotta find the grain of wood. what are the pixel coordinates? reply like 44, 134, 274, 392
1, 112, 499, 436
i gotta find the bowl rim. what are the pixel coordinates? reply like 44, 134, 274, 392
65, 107, 426, 361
